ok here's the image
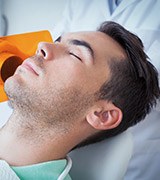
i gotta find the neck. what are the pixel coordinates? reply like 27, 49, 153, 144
0, 111, 78, 166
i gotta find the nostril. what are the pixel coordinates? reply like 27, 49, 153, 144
37, 42, 52, 59
41, 49, 46, 57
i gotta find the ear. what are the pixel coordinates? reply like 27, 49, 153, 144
86, 100, 123, 130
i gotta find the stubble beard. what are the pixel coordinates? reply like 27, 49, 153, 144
4, 77, 95, 136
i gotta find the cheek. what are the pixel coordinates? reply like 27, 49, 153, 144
44, 62, 87, 88
43, 60, 108, 95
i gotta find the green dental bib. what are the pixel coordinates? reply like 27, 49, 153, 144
11, 159, 71, 180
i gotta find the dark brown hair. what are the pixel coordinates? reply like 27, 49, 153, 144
76, 21, 160, 148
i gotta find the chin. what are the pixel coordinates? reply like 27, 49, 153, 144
4, 78, 21, 110
5, 73, 24, 87
4, 75, 21, 100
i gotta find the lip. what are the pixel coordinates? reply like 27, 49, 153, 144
21, 61, 39, 76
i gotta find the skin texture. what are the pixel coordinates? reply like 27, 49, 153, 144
0, 31, 125, 166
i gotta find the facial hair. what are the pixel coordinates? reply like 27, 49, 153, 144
4, 56, 95, 134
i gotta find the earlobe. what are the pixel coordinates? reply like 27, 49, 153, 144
86, 102, 123, 130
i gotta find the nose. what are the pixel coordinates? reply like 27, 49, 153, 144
36, 42, 54, 60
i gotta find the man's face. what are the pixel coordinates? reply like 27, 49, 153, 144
4, 31, 125, 128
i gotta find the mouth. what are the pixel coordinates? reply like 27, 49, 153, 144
21, 61, 40, 76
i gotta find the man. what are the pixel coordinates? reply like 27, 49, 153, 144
52, 1, 160, 179
0, 21, 159, 179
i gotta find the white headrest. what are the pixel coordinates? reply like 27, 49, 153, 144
69, 130, 133, 180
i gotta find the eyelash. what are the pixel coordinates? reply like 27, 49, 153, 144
69, 52, 82, 61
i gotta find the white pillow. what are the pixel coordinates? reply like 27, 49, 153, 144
0, 101, 12, 128
69, 131, 133, 180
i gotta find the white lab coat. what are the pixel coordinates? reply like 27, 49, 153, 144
51, 1, 160, 180
52, 0, 160, 74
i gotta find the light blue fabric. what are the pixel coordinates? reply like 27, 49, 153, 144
109, 0, 123, 13
11, 159, 71, 180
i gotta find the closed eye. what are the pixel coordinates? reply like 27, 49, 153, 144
69, 52, 82, 61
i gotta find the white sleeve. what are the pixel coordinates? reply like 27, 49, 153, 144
0, 160, 20, 180
0, 101, 12, 128
49, 0, 72, 40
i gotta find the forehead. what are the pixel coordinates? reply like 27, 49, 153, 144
62, 31, 126, 60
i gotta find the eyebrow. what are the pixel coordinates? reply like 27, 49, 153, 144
69, 39, 94, 59
55, 36, 94, 60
